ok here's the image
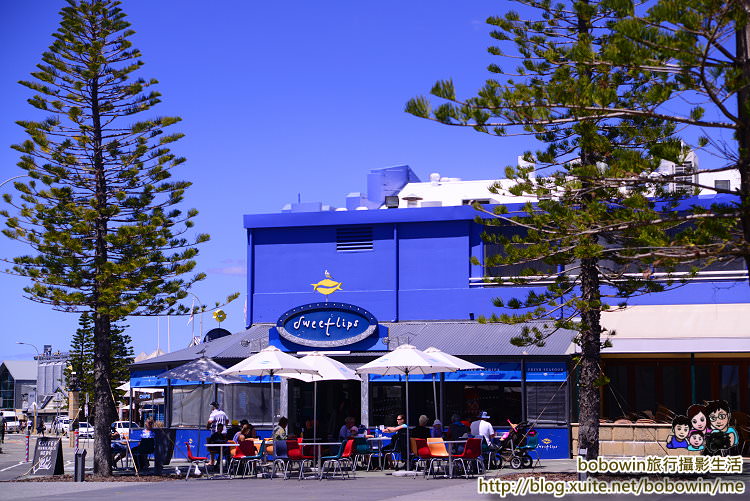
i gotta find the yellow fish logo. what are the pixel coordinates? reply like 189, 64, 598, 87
311, 270, 342, 295
541, 438, 552, 445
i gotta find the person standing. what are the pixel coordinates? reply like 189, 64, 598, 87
206, 401, 228, 435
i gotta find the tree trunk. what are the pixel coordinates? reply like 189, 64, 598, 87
578, 257, 601, 460
737, 0, 750, 279
90, 66, 113, 476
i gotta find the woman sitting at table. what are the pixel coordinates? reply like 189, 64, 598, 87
110, 429, 127, 465
131, 419, 155, 470
382, 414, 408, 469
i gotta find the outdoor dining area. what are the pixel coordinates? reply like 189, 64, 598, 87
121, 344, 529, 480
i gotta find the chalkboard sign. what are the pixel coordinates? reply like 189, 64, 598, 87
31, 438, 64, 476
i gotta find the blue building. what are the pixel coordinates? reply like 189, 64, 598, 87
132, 163, 749, 459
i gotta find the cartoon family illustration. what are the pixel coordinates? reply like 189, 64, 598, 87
665, 400, 740, 455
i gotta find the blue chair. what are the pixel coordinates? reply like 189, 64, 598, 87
270, 440, 289, 479
517, 432, 540, 468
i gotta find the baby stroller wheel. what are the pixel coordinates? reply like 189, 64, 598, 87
522, 453, 533, 468
510, 456, 523, 469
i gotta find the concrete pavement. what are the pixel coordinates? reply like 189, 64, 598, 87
1, 434, 748, 500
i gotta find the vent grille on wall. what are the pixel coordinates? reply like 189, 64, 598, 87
336, 226, 374, 252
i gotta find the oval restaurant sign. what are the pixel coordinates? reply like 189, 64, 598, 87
276, 302, 377, 348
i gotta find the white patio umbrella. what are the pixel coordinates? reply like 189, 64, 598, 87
220, 346, 319, 425
423, 347, 483, 421
356, 344, 458, 471
278, 352, 361, 441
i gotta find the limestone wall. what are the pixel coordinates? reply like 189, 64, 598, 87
571, 423, 700, 457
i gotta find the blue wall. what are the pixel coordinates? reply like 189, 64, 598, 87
244, 205, 749, 326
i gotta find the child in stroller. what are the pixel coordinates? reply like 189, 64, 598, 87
489, 420, 537, 469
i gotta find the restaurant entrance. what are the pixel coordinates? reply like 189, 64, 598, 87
288, 379, 361, 440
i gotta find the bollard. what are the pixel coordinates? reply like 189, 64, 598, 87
74, 430, 79, 453
24, 429, 30, 462
74, 449, 87, 482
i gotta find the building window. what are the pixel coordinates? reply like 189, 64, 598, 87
462, 199, 491, 205
526, 382, 567, 423
336, 226, 374, 252
720, 365, 739, 412
714, 179, 731, 191
483, 226, 556, 278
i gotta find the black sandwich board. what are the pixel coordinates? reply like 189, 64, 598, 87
31, 437, 64, 476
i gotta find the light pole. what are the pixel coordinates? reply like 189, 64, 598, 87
16, 341, 39, 434
187, 292, 204, 345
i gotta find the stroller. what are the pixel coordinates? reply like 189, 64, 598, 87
488, 420, 538, 469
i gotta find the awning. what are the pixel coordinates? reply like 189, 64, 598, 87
600, 304, 750, 354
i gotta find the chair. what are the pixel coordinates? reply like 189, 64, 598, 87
517, 432, 540, 469
452, 438, 484, 478
320, 439, 355, 479
285, 439, 315, 480
380, 432, 405, 469
133, 437, 155, 471
269, 440, 290, 479
426, 437, 449, 458
414, 438, 446, 478
353, 437, 378, 470
184, 442, 208, 480
229, 439, 258, 477
243, 439, 266, 477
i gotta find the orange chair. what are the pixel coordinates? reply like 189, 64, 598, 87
426, 437, 450, 458
184, 442, 208, 480
414, 438, 446, 477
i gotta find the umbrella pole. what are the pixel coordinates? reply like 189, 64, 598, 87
405, 370, 410, 472
432, 375, 438, 422
313, 380, 317, 441
270, 370, 274, 426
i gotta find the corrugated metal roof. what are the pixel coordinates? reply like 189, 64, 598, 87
1, 360, 37, 381
131, 325, 271, 367
381, 321, 576, 356
132, 320, 574, 370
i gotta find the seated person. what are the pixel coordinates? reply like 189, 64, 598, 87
131, 419, 155, 469
110, 429, 127, 465
226, 420, 241, 441
338, 417, 357, 441
272, 417, 288, 440
206, 422, 227, 468
411, 415, 431, 440
382, 414, 408, 468
448, 414, 469, 440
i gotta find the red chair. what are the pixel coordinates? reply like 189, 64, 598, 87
452, 438, 484, 478
414, 438, 446, 477
184, 442, 208, 480
286, 439, 315, 480
228, 439, 257, 478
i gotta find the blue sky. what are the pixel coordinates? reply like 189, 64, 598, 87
1, 0, 530, 360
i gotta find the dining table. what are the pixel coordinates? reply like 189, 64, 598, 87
366, 436, 391, 471
442, 439, 468, 478
113, 439, 141, 469
206, 442, 236, 478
